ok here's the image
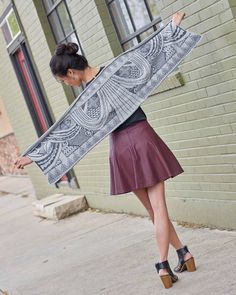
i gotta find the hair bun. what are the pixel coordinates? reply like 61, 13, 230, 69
55, 42, 78, 56
55, 43, 67, 56
65, 43, 78, 55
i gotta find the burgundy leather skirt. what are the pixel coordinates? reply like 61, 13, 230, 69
109, 120, 184, 195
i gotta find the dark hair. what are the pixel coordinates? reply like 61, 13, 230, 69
49, 42, 88, 77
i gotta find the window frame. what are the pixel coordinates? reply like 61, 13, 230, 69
42, 0, 85, 96
105, 0, 183, 95
0, 7, 21, 48
42, 0, 81, 46
106, 0, 163, 50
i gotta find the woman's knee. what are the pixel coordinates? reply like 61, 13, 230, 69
147, 181, 168, 212
132, 188, 153, 212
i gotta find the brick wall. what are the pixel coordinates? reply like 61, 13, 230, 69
0, 133, 27, 176
145, 0, 236, 229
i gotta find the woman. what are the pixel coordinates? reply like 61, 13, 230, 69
15, 12, 196, 289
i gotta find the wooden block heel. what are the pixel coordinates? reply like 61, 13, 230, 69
174, 245, 197, 273
155, 260, 178, 289
185, 257, 196, 272
160, 274, 172, 289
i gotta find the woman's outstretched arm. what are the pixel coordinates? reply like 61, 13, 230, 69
14, 156, 33, 170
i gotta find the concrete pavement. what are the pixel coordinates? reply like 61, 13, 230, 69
0, 176, 236, 295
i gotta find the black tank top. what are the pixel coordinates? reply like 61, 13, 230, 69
85, 66, 147, 132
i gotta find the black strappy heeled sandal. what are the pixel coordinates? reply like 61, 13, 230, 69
155, 260, 178, 289
174, 245, 196, 273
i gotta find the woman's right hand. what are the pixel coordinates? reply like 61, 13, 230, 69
14, 156, 33, 169
172, 12, 186, 26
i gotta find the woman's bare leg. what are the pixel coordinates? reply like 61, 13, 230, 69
146, 181, 170, 275
133, 187, 183, 249
132, 186, 193, 263
132, 188, 154, 224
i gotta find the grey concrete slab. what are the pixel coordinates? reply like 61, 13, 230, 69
32, 194, 88, 220
0, 176, 236, 295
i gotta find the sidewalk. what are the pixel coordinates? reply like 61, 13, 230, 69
0, 176, 236, 295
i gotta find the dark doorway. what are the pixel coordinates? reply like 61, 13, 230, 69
11, 43, 79, 188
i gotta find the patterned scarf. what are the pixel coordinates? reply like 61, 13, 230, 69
21, 20, 202, 184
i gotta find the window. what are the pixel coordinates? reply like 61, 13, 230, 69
106, 0, 163, 51
106, 0, 182, 94
42, 0, 84, 97
0, 8, 21, 48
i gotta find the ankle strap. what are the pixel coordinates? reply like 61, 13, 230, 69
155, 260, 175, 277
176, 245, 189, 257
155, 260, 170, 272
